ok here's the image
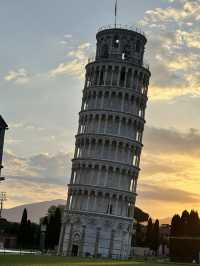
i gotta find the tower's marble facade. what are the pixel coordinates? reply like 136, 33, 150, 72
58, 26, 151, 259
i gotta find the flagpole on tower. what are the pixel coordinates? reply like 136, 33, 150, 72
115, 0, 118, 28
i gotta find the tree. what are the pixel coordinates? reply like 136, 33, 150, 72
180, 210, 190, 236
189, 210, 200, 236
45, 207, 62, 250
170, 209, 200, 262
18, 208, 28, 248
145, 218, 153, 247
134, 207, 149, 223
17, 208, 40, 249
54, 207, 62, 246
151, 219, 160, 255
171, 214, 181, 236
135, 222, 143, 246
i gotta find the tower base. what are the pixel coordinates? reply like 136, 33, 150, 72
58, 211, 133, 259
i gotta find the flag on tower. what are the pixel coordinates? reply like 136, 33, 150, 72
115, 0, 118, 27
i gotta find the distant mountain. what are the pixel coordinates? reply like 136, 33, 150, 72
2, 199, 151, 225
2, 199, 66, 224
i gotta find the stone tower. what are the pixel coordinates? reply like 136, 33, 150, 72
58, 25, 151, 258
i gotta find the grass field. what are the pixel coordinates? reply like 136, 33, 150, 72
0, 256, 188, 266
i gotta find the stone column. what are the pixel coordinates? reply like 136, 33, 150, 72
94, 194, 98, 211
74, 144, 78, 158
95, 94, 98, 109
124, 70, 128, 88
97, 116, 101, 132
86, 194, 90, 211
67, 223, 73, 256
104, 66, 108, 85
115, 197, 119, 216
79, 225, 86, 257
114, 143, 118, 161
94, 227, 101, 257
100, 93, 105, 109
110, 66, 114, 86
121, 93, 125, 112
97, 168, 100, 185
104, 116, 108, 134
58, 220, 67, 255
70, 169, 74, 184
118, 118, 122, 136
104, 168, 109, 186
78, 120, 81, 134
66, 191, 71, 210
109, 229, 115, 258
87, 142, 92, 157
81, 96, 85, 110
117, 66, 121, 87
97, 66, 101, 86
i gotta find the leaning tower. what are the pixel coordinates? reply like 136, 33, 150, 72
58, 25, 151, 259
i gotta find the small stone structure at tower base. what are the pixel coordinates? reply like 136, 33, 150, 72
58, 25, 151, 259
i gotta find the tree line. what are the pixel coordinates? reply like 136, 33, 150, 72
7, 205, 63, 250
170, 210, 200, 262
135, 218, 161, 255
171, 210, 200, 237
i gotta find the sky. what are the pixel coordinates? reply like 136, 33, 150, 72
1, 0, 200, 220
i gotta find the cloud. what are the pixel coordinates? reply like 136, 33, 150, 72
143, 126, 200, 155
1, 178, 66, 208
9, 122, 44, 131
3, 151, 72, 180
143, 0, 200, 24
60, 34, 73, 45
64, 34, 72, 39
1, 151, 71, 208
137, 126, 200, 216
2, 125, 200, 216
49, 42, 91, 79
141, 127, 200, 185
4, 68, 30, 84
176, 30, 200, 49
140, 0, 200, 100
1, 151, 71, 207
139, 184, 200, 203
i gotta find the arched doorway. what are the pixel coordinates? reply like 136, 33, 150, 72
71, 233, 80, 257
71, 244, 79, 256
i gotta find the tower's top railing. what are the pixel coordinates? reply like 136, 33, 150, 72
87, 56, 150, 70
98, 24, 146, 37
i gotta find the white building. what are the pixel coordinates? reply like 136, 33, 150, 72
58, 26, 151, 259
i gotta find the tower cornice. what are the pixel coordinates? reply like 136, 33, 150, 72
75, 133, 143, 148
79, 109, 146, 124
72, 158, 140, 173
68, 184, 137, 199
86, 59, 151, 75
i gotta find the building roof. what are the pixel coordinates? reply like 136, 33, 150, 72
0, 116, 8, 129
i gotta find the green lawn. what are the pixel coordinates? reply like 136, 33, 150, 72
0, 256, 189, 266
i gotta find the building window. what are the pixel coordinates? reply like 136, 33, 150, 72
101, 44, 109, 58
106, 203, 113, 214
136, 40, 141, 53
